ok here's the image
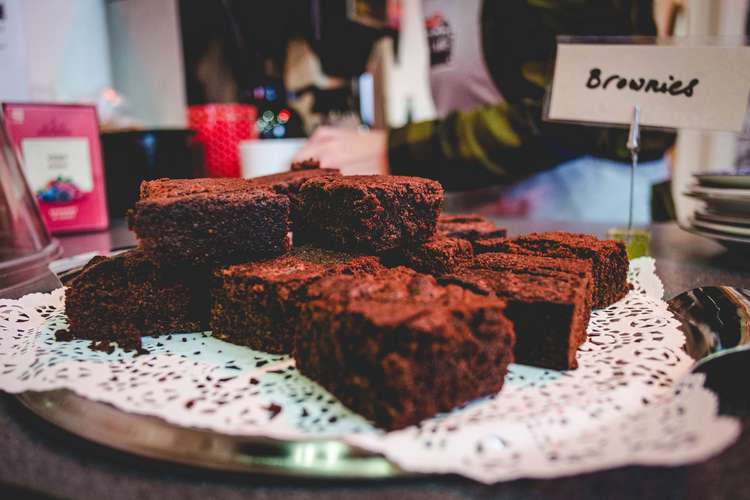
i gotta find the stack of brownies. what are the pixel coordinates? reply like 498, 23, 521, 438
66, 163, 629, 430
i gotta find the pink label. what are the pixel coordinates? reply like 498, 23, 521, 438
3, 103, 109, 233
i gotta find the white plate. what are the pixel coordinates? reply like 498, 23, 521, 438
691, 218, 750, 237
685, 185, 750, 199
682, 222, 750, 248
694, 210, 750, 227
685, 190, 750, 215
694, 174, 750, 189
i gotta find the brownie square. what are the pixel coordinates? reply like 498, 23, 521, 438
139, 177, 256, 199
250, 168, 341, 233
295, 267, 515, 430
211, 246, 381, 353
440, 252, 593, 370
129, 180, 290, 267
65, 250, 208, 351
380, 234, 474, 275
297, 175, 444, 253
486, 232, 629, 308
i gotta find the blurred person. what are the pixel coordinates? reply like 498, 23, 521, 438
294, 0, 676, 224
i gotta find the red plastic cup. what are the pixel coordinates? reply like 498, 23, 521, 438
187, 104, 258, 178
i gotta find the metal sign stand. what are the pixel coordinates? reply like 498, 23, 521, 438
607, 104, 649, 258
626, 105, 641, 233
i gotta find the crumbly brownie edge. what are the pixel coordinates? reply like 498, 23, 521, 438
479, 234, 626, 309
524, 235, 628, 309
298, 176, 444, 253
65, 251, 204, 352
130, 192, 291, 266
210, 253, 383, 354
440, 268, 592, 370
209, 278, 292, 353
382, 236, 474, 275
293, 275, 514, 430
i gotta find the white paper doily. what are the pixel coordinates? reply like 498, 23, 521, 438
0, 257, 740, 483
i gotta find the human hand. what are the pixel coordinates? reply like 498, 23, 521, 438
292, 127, 389, 175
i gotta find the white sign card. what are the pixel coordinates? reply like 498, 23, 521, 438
547, 44, 750, 132
21, 137, 94, 193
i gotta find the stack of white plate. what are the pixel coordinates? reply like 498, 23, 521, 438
683, 169, 750, 248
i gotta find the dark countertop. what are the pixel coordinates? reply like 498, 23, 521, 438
2, 220, 750, 500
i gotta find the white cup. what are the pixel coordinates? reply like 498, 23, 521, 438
239, 138, 307, 178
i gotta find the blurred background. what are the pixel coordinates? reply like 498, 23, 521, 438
0, 0, 749, 226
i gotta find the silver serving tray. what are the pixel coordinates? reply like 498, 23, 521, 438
17, 389, 409, 478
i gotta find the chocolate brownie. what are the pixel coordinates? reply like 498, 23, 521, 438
139, 177, 255, 199
440, 252, 593, 370
295, 267, 515, 430
211, 246, 381, 353
437, 214, 506, 243
487, 232, 629, 308
297, 175, 444, 253
65, 250, 208, 351
129, 181, 290, 267
250, 168, 341, 233
471, 251, 594, 293
290, 158, 321, 171
471, 237, 510, 254
380, 234, 474, 275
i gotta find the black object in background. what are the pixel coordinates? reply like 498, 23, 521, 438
179, 0, 386, 105
651, 179, 676, 222
100, 130, 204, 217
309, 0, 386, 77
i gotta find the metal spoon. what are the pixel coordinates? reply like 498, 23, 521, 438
667, 286, 750, 412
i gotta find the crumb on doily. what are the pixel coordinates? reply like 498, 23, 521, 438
54, 329, 75, 341
90, 340, 116, 354
86, 339, 149, 355
264, 403, 283, 419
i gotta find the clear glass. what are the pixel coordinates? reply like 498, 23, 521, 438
0, 116, 61, 298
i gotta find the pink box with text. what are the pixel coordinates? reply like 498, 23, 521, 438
3, 103, 109, 234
